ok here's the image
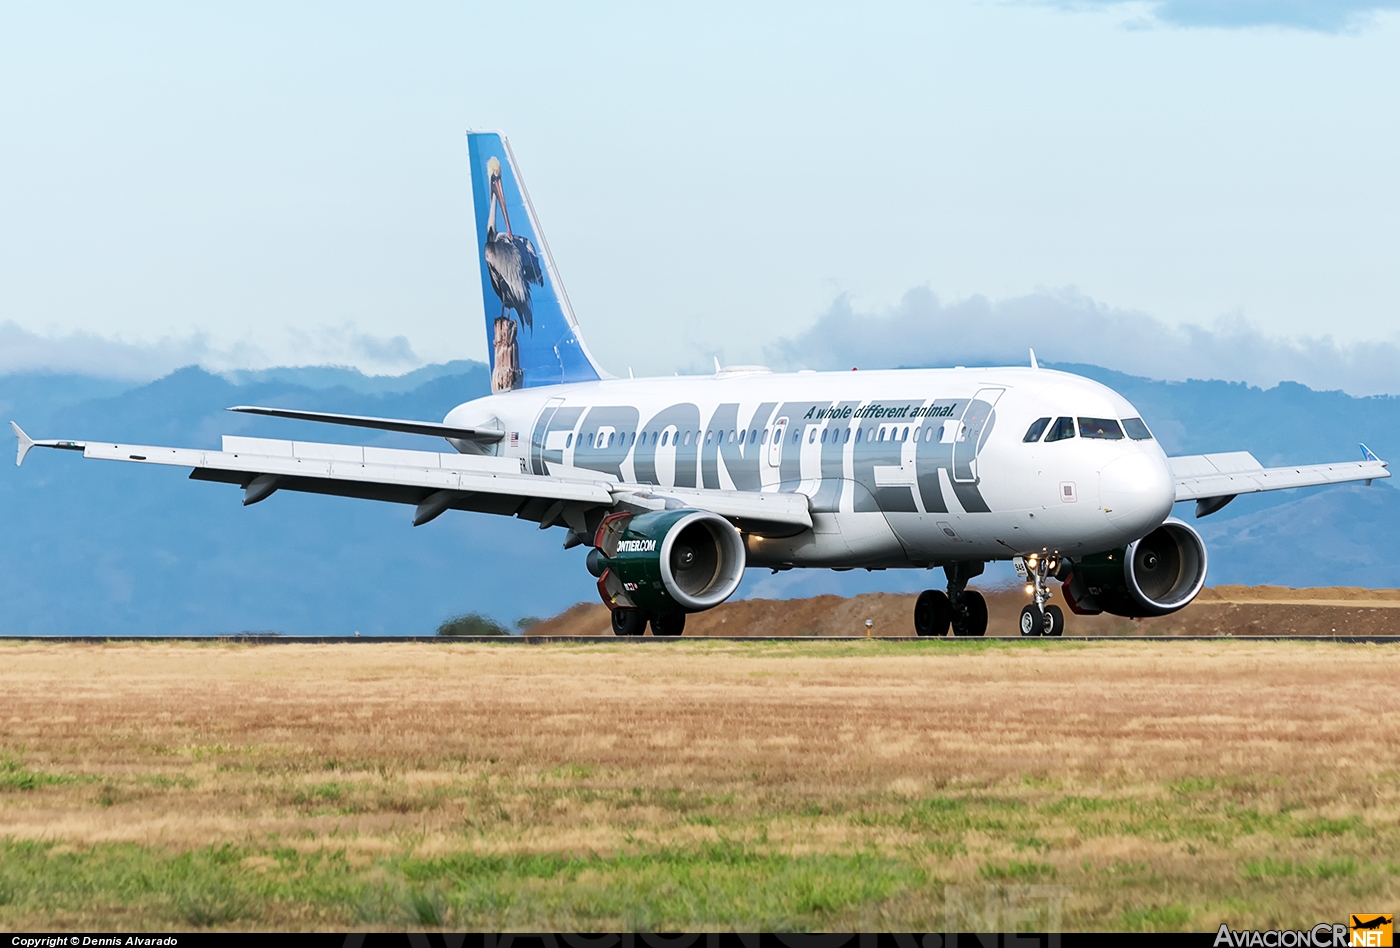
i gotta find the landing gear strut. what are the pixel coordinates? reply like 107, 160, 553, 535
1017, 553, 1065, 637
941, 561, 988, 637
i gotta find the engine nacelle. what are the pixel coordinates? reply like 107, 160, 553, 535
587, 509, 746, 614
1062, 518, 1208, 618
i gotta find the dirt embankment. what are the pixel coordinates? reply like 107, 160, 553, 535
530, 585, 1400, 637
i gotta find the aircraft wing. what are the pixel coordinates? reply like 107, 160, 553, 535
1170, 448, 1389, 517
10, 425, 811, 538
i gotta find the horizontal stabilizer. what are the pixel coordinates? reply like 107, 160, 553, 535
227, 406, 503, 443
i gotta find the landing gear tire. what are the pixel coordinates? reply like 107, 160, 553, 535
650, 612, 685, 637
1019, 604, 1043, 637
1043, 604, 1064, 637
953, 591, 988, 637
914, 590, 952, 637
611, 608, 649, 636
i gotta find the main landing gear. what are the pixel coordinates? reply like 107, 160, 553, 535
1018, 552, 1065, 637
611, 608, 686, 637
914, 562, 988, 637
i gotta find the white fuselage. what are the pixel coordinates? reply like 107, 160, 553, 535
444, 366, 1177, 569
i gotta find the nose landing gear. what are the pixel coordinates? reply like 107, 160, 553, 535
1018, 603, 1064, 637
1017, 553, 1065, 637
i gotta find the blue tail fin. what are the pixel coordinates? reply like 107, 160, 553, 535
467, 131, 606, 393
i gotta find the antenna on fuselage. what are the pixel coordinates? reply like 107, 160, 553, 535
1029, 348, 1039, 370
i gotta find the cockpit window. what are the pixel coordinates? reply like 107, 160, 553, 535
1023, 417, 1051, 443
1044, 416, 1075, 442
1122, 417, 1154, 441
1078, 417, 1124, 440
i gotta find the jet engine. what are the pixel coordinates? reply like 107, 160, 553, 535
586, 509, 746, 614
1062, 518, 1208, 618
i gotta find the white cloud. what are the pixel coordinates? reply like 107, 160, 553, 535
1045, 0, 1400, 32
0, 322, 424, 381
769, 287, 1400, 396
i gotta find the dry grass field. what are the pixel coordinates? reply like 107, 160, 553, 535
0, 638, 1396, 931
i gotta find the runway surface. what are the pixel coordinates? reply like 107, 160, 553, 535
2, 634, 1398, 643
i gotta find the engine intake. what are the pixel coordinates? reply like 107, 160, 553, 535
587, 509, 746, 614
1062, 518, 1208, 618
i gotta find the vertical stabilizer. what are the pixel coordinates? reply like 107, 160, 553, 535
467, 131, 606, 393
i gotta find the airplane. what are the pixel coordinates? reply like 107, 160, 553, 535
10, 131, 1391, 637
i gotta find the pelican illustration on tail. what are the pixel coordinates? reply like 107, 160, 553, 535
483, 155, 542, 391
467, 132, 605, 393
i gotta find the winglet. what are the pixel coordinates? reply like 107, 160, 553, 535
11, 422, 34, 467
1029, 348, 1039, 370
1361, 443, 1381, 463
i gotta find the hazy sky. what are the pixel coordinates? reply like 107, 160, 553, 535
3, 1, 1398, 388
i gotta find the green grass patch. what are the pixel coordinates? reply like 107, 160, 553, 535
1294, 816, 1366, 838
1121, 903, 1191, 932
0, 837, 924, 930
979, 860, 1055, 880
0, 757, 81, 792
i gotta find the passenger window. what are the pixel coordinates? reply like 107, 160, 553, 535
761, 429, 768, 444
808, 428, 816, 444
1044, 417, 1075, 443
565, 433, 573, 448
1023, 417, 1051, 443
902, 427, 909, 441
855, 428, 863, 444
1122, 417, 1154, 441
821, 429, 828, 444
1078, 417, 1124, 440
684, 431, 692, 446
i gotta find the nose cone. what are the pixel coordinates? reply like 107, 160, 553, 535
1099, 452, 1175, 538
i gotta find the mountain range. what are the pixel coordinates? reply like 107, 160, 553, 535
2, 361, 1395, 635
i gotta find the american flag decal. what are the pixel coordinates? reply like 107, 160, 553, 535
509, 431, 519, 448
